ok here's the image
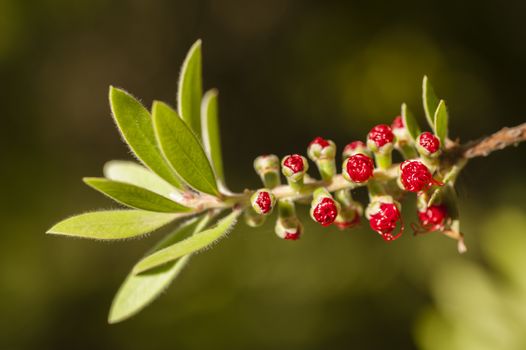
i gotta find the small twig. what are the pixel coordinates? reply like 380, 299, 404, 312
461, 122, 526, 159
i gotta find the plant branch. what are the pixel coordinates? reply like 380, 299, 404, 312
460, 122, 526, 159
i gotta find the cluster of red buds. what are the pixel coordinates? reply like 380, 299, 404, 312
248, 116, 465, 252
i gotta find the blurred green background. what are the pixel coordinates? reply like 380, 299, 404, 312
1, 0, 526, 349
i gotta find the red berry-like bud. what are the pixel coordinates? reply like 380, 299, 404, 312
367, 124, 394, 148
307, 137, 336, 161
418, 204, 447, 231
342, 141, 370, 158
311, 197, 338, 226
283, 154, 306, 174
400, 160, 442, 193
309, 136, 330, 148
250, 189, 276, 215
417, 132, 441, 155
275, 217, 303, 240
391, 116, 404, 130
343, 153, 374, 183
368, 202, 403, 241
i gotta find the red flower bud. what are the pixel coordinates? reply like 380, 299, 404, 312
275, 217, 303, 240
400, 160, 442, 193
391, 116, 404, 130
418, 204, 447, 231
284, 229, 301, 240
418, 132, 441, 154
343, 153, 374, 183
250, 189, 275, 215
309, 136, 330, 148
368, 202, 403, 241
368, 124, 394, 148
283, 154, 305, 174
308, 137, 336, 161
312, 197, 339, 226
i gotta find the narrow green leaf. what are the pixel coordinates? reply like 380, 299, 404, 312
401, 103, 421, 142
422, 75, 440, 129
133, 210, 240, 274
201, 89, 224, 183
152, 101, 219, 196
177, 39, 203, 139
83, 178, 191, 213
434, 100, 449, 147
47, 210, 179, 240
109, 87, 182, 189
108, 214, 211, 324
103, 160, 176, 198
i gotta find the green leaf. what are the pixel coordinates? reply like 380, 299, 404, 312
177, 39, 203, 139
152, 101, 219, 196
103, 160, 176, 198
401, 103, 421, 142
47, 210, 179, 240
83, 178, 191, 213
109, 87, 182, 189
108, 214, 211, 324
201, 89, 224, 183
133, 210, 240, 274
422, 75, 440, 129
434, 100, 449, 147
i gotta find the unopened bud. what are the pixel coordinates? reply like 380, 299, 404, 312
399, 160, 443, 193
342, 153, 374, 184
418, 204, 448, 232
275, 199, 302, 240
307, 137, 337, 182
310, 188, 339, 226
416, 132, 441, 158
281, 154, 309, 191
250, 189, 276, 215
254, 154, 281, 189
366, 196, 403, 241
367, 124, 394, 169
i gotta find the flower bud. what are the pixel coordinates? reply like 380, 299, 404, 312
307, 137, 336, 161
307, 137, 337, 181
342, 153, 374, 183
310, 188, 339, 226
244, 207, 266, 227
275, 199, 302, 240
399, 160, 442, 193
391, 116, 408, 140
367, 124, 394, 169
418, 204, 447, 232
342, 141, 370, 159
367, 124, 394, 152
416, 132, 441, 158
250, 189, 276, 215
253, 154, 281, 189
275, 217, 302, 240
281, 154, 309, 191
366, 197, 403, 241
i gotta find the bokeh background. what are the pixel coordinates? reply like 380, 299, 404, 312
1, 0, 526, 349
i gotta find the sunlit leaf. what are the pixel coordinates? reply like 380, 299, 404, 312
422, 75, 440, 129
108, 214, 211, 324
109, 87, 182, 189
401, 103, 421, 142
152, 101, 219, 196
103, 160, 176, 198
83, 178, 191, 213
133, 210, 240, 274
434, 100, 449, 147
47, 210, 179, 240
201, 89, 224, 183
177, 39, 203, 139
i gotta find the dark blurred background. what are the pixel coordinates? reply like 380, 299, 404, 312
1, 0, 526, 349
